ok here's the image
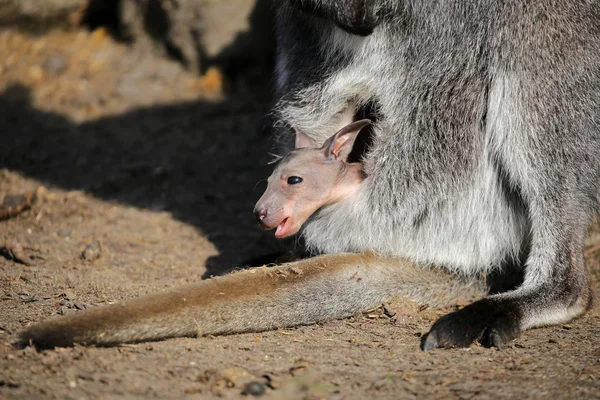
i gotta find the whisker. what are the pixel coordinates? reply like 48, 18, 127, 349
254, 179, 268, 192
267, 152, 284, 164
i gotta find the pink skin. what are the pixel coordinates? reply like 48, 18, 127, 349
254, 120, 372, 238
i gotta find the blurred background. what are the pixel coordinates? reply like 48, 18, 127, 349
0, 0, 285, 276
0, 0, 275, 114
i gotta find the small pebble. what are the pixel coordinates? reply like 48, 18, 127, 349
42, 53, 67, 75
242, 381, 265, 396
82, 242, 101, 261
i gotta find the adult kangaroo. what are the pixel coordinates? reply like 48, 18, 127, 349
272, 0, 599, 349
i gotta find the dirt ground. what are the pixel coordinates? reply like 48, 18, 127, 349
1, 10, 599, 400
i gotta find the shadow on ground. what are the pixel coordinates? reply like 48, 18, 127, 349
0, 82, 290, 277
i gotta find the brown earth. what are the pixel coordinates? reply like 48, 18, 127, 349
1, 6, 599, 400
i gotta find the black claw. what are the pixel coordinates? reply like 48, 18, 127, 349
420, 331, 439, 351
481, 329, 504, 350
493, 333, 504, 350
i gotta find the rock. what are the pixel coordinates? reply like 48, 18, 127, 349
113, 0, 273, 74
1, 0, 275, 76
0, 0, 85, 20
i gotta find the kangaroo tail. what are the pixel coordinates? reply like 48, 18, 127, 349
18, 252, 487, 349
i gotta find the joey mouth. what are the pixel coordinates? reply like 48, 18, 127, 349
254, 209, 300, 238
275, 217, 291, 238
257, 213, 303, 238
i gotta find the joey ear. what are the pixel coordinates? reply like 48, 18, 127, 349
322, 119, 372, 161
294, 129, 316, 149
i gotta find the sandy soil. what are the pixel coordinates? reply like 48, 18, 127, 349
0, 15, 599, 400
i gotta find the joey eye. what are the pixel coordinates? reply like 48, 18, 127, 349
287, 176, 303, 185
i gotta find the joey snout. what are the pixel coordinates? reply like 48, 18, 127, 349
253, 196, 297, 238
254, 208, 267, 224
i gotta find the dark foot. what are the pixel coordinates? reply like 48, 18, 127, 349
421, 298, 522, 350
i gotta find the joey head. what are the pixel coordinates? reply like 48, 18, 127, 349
254, 119, 371, 238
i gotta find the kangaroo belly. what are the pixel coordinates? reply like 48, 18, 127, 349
302, 162, 529, 276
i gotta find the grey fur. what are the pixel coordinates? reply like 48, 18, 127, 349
273, 0, 599, 348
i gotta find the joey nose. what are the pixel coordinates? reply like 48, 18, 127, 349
254, 208, 267, 224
